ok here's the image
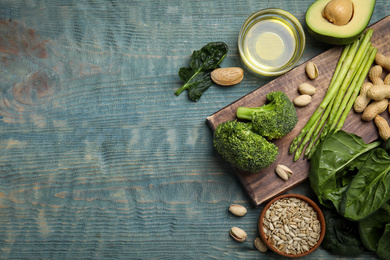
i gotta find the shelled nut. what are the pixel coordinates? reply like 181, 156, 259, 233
229, 204, 247, 217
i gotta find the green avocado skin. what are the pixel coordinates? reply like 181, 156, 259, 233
305, 24, 365, 45
305, 0, 376, 45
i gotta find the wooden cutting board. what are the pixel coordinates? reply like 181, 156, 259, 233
206, 16, 390, 207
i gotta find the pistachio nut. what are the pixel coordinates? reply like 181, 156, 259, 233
293, 94, 312, 107
298, 83, 317, 96
305, 62, 319, 79
229, 204, 247, 217
275, 165, 293, 181
230, 227, 247, 242
254, 237, 268, 252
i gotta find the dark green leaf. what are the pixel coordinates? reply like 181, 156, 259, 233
358, 202, 390, 252
187, 70, 213, 102
340, 148, 390, 221
309, 131, 381, 208
377, 223, 390, 260
175, 42, 228, 102
322, 208, 366, 256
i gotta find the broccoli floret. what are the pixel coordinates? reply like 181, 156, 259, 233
213, 120, 278, 173
236, 91, 298, 140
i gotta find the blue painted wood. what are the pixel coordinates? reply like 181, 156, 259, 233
0, 0, 388, 259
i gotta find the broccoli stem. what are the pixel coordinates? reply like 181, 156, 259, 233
236, 103, 275, 121
290, 29, 374, 160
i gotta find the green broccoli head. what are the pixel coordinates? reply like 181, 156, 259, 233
236, 91, 298, 140
213, 120, 278, 173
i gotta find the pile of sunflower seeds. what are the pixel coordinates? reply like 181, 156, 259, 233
262, 197, 321, 255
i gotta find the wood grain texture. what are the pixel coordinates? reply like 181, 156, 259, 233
207, 16, 390, 206
0, 0, 388, 259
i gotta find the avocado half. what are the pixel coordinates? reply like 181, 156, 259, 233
305, 0, 376, 45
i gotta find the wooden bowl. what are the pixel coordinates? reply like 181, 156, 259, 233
258, 194, 325, 257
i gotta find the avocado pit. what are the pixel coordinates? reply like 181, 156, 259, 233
323, 0, 354, 26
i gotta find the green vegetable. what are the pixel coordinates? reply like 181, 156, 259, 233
308, 44, 377, 158
322, 208, 366, 257
340, 147, 390, 221
236, 91, 298, 140
213, 120, 278, 173
175, 42, 228, 102
377, 223, 390, 260
358, 202, 390, 252
309, 130, 381, 209
289, 29, 376, 160
290, 38, 360, 158
311, 132, 390, 258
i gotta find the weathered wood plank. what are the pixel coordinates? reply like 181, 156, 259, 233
0, 0, 388, 259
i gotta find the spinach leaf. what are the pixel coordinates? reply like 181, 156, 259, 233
340, 148, 390, 221
175, 42, 228, 102
358, 202, 390, 252
377, 223, 390, 260
322, 208, 366, 256
309, 131, 381, 208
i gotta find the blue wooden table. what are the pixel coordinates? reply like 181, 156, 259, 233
0, 1, 389, 259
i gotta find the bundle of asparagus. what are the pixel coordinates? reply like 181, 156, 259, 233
290, 29, 378, 161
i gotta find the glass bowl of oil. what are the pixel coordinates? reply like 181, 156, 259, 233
238, 9, 305, 77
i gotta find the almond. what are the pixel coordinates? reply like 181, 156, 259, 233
211, 67, 244, 86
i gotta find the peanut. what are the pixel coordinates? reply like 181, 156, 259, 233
293, 95, 312, 107
367, 84, 390, 100
374, 115, 390, 141
368, 65, 384, 85
384, 73, 390, 85
211, 67, 244, 86
354, 82, 372, 113
375, 52, 390, 71
362, 99, 388, 121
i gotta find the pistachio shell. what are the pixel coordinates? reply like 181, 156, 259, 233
298, 83, 317, 96
275, 165, 293, 181
293, 95, 312, 107
305, 62, 318, 79
254, 237, 268, 252
229, 204, 247, 217
230, 227, 247, 242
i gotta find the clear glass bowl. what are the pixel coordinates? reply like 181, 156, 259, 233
238, 9, 306, 77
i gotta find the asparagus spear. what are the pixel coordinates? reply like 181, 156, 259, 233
288, 40, 357, 154
307, 46, 377, 159
290, 29, 374, 161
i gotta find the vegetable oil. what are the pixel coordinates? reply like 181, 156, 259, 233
242, 17, 297, 72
